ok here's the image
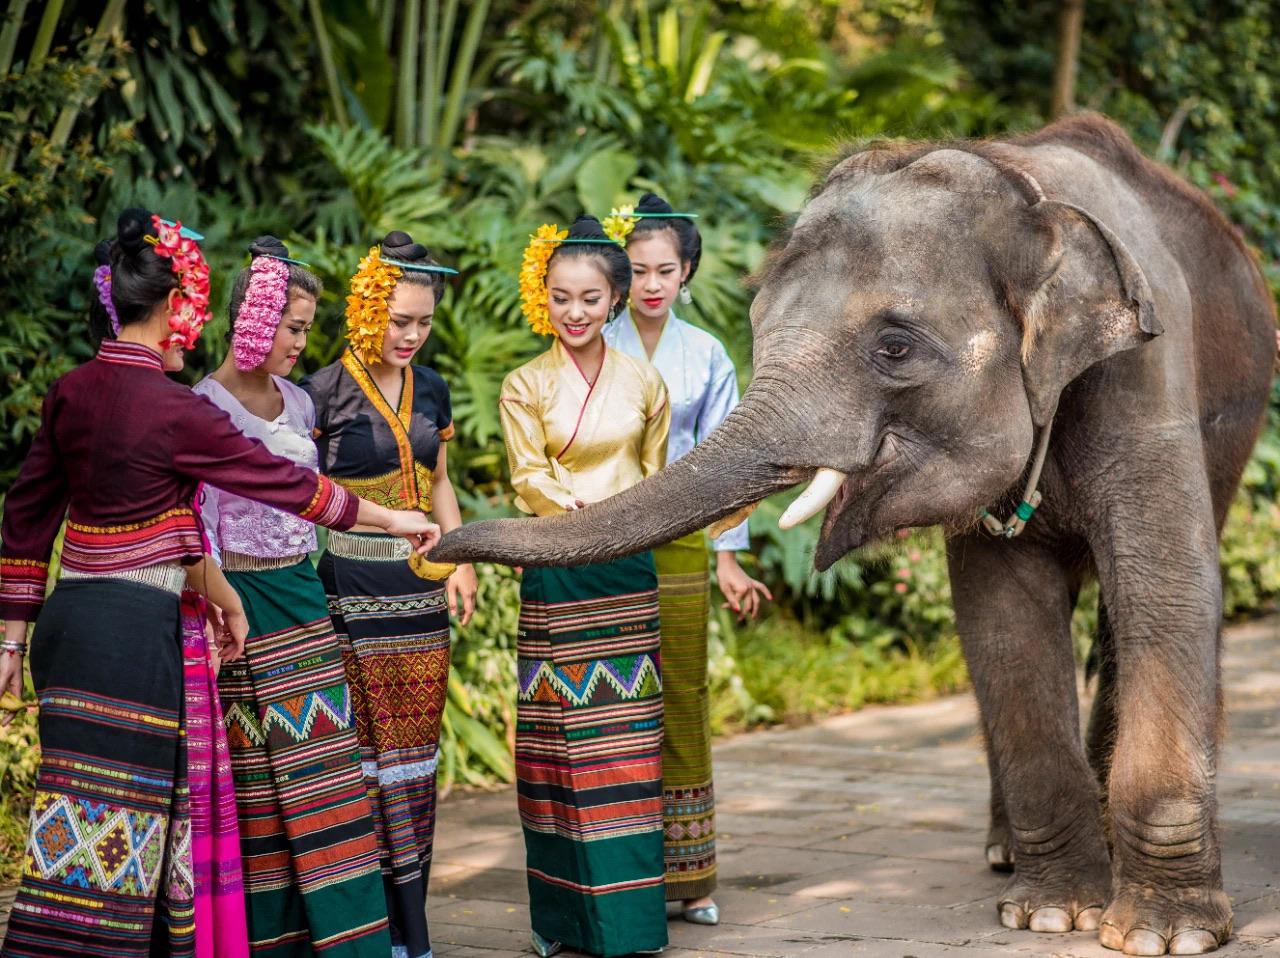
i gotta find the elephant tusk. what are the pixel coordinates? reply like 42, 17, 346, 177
708, 502, 760, 539
778, 468, 848, 530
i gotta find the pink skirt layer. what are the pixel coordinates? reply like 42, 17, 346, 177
181, 593, 250, 958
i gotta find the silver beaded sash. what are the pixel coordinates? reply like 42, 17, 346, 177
220, 551, 307, 572
326, 530, 411, 562
60, 561, 186, 596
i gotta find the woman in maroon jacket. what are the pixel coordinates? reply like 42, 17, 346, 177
0, 210, 438, 958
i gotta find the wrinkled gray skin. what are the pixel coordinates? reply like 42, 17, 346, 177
433, 115, 1276, 955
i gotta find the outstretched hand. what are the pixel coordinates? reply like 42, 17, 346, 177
447, 563, 479, 626
385, 510, 443, 555
716, 551, 773, 622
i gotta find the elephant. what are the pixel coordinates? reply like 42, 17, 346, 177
433, 114, 1277, 955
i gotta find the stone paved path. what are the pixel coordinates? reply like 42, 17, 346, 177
424, 618, 1280, 957
3, 619, 1278, 956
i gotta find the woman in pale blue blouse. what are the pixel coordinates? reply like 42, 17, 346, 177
602, 192, 771, 927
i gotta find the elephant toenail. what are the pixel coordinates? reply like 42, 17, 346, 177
1123, 928, 1168, 956
1099, 922, 1127, 951
1000, 903, 1028, 929
1168, 930, 1219, 955
1029, 907, 1073, 933
1076, 906, 1103, 931
986, 843, 1013, 872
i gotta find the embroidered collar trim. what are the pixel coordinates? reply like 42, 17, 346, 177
97, 340, 164, 370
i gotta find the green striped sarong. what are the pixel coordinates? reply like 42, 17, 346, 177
653, 531, 717, 901
516, 552, 667, 957
219, 560, 390, 957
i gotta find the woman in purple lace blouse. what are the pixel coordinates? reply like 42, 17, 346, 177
194, 237, 392, 956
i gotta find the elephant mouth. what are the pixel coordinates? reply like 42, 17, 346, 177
814, 474, 869, 570
812, 433, 904, 571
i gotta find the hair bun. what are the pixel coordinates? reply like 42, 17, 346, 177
117, 208, 154, 256
247, 234, 289, 259
635, 192, 675, 215
566, 215, 610, 241
94, 239, 113, 266
381, 230, 429, 262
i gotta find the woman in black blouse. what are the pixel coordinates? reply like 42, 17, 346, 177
301, 230, 474, 958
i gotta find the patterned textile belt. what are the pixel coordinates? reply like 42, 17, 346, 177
220, 551, 308, 572
326, 530, 411, 562
60, 561, 186, 596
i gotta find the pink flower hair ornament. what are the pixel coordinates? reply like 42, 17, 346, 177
232, 255, 290, 370
147, 215, 212, 351
93, 264, 121, 337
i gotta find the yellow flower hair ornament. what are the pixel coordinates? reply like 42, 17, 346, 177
602, 206, 637, 244
519, 224, 568, 336
346, 245, 403, 364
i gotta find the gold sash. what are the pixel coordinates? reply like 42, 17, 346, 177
340, 350, 456, 581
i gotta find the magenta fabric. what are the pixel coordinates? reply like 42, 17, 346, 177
181, 592, 251, 958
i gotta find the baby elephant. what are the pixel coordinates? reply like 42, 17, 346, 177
435, 113, 1276, 955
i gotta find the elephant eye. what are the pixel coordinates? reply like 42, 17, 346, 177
876, 339, 911, 360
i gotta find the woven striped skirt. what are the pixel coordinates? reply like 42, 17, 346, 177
1, 578, 194, 958
516, 554, 667, 958
318, 542, 451, 958
180, 592, 249, 958
653, 532, 717, 901
219, 560, 390, 957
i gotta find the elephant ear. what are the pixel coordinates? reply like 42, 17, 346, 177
1005, 199, 1161, 427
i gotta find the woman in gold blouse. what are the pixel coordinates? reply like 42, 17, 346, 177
501, 215, 670, 958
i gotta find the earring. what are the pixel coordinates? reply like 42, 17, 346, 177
679, 283, 692, 306
607, 303, 618, 321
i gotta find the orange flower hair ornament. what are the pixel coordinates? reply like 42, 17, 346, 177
520, 224, 626, 335
519, 224, 568, 336
345, 246, 403, 364
345, 244, 459, 363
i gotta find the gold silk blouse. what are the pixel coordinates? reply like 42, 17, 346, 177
500, 339, 670, 517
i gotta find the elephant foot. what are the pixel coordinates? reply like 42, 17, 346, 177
1098, 885, 1232, 955
985, 820, 1015, 872
997, 869, 1109, 934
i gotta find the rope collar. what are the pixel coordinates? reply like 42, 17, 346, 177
978, 421, 1053, 539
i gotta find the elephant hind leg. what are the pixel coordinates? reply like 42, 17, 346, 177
984, 718, 1015, 872
1085, 600, 1118, 805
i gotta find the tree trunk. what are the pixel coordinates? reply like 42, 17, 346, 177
47, 0, 126, 151
1050, 0, 1085, 120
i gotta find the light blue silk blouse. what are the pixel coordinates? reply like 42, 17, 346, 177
604, 309, 749, 551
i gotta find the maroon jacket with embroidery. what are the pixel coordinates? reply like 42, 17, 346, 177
0, 340, 358, 620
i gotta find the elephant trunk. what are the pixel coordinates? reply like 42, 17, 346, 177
431, 395, 801, 567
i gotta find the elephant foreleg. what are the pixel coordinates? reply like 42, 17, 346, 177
1090, 489, 1230, 957
947, 532, 1111, 934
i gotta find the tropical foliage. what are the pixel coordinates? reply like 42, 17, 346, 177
0, 0, 1277, 858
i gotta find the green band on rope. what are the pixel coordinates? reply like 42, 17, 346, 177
633, 211, 699, 219
535, 237, 623, 246
384, 258, 460, 275
1015, 501, 1037, 522
264, 253, 312, 268
159, 218, 203, 241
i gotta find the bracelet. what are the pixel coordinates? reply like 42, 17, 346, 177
1, 640, 27, 656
